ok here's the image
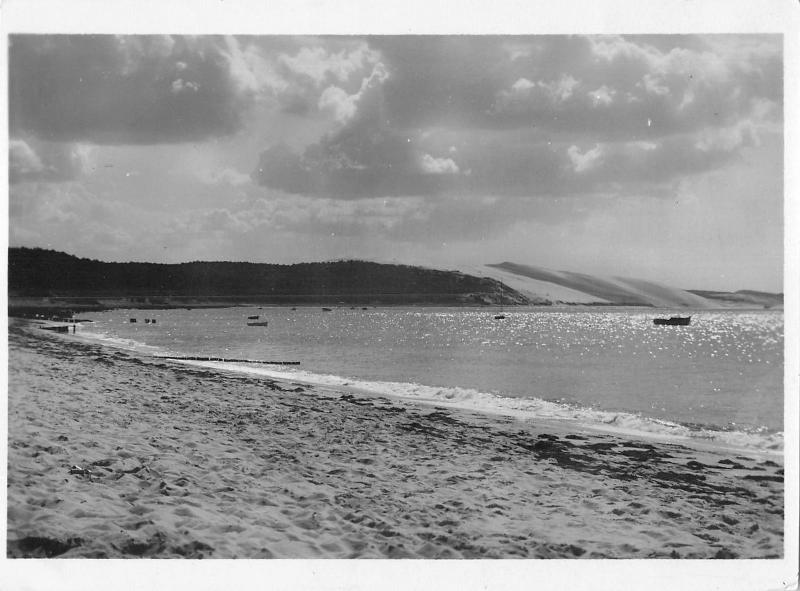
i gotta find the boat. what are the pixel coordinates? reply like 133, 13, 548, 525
247, 315, 259, 320
653, 316, 691, 326
247, 321, 269, 327
322, 307, 333, 312
494, 284, 507, 319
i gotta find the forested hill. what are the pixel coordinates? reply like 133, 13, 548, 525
8, 248, 528, 306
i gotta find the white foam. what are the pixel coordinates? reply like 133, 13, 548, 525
72, 325, 783, 455
72, 327, 163, 355
171, 358, 784, 455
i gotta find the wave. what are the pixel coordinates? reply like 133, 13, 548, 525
72, 327, 163, 355
173, 359, 783, 455
74, 327, 783, 455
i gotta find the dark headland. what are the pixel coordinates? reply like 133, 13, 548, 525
8, 247, 529, 316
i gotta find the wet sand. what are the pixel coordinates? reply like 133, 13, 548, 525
7, 319, 784, 559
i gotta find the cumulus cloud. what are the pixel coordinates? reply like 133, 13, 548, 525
9, 35, 261, 144
589, 85, 616, 107
420, 154, 460, 175
267, 39, 383, 116
567, 144, 603, 173
278, 42, 378, 86
10, 138, 94, 184
253, 60, 468, 198
251, 35, 781, 201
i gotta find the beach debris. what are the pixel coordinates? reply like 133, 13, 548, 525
40, 325, 70, 333
68, 464, 92, 476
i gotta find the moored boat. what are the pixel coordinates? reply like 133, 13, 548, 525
247, 321, 269, 327
653, 316, 691, 326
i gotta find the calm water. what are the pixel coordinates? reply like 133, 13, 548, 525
79, 306, 784, 451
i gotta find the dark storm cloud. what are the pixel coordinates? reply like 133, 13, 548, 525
9, 35, 257, 144
253, 35, 781, 200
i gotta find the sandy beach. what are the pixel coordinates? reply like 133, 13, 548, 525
7, 318, 784, 559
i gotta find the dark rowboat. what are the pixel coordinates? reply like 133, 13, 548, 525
247, 315, 259, 320
247, 321, 269, 327
653, 316, 691, 326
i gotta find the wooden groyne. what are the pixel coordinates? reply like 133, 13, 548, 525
155, 355, 300, 365
40, 325, 73, 333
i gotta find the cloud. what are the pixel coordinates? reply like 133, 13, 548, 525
567, 144, 603, 173
318, 86, 359, 122
253, 61, 467, 198
420, 154, 460, 175
9, 181, 139, 254
252, 35, 781, 201
9, 139, 44, 178
10, 138, 94, 184
9, 35, 261, 144
278, 42, 378, 86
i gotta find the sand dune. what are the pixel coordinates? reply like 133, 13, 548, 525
7, 321, 783, 559
453, 265, 608, 304
485, 262, 716, 308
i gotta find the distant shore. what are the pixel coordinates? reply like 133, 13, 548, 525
7, 319, 783, 558
8, 296, 779, 323
8, 295, 538, 318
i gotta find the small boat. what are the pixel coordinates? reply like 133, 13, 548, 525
494, 314, 506, 320
322, 307, 332, 312
653, 316, 691, 326
247, 315, 259, 320
247, 321, 269, 327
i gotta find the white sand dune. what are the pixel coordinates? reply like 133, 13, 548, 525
482, 262, 716, 308
7, 321, 784, 559
451, 265, 609, 304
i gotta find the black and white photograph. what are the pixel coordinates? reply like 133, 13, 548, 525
3, 1, 798, 590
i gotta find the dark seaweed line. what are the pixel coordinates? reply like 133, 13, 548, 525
155, 355, 300, 365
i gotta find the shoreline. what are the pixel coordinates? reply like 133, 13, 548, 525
7, 319, 784, 558
9, 296, 779, 320
57, 310, 785, 457
169, 356, 784, 459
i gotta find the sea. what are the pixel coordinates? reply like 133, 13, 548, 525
76, 306, 784, 454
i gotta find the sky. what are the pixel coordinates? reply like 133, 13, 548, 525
7, 34, 784, 291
